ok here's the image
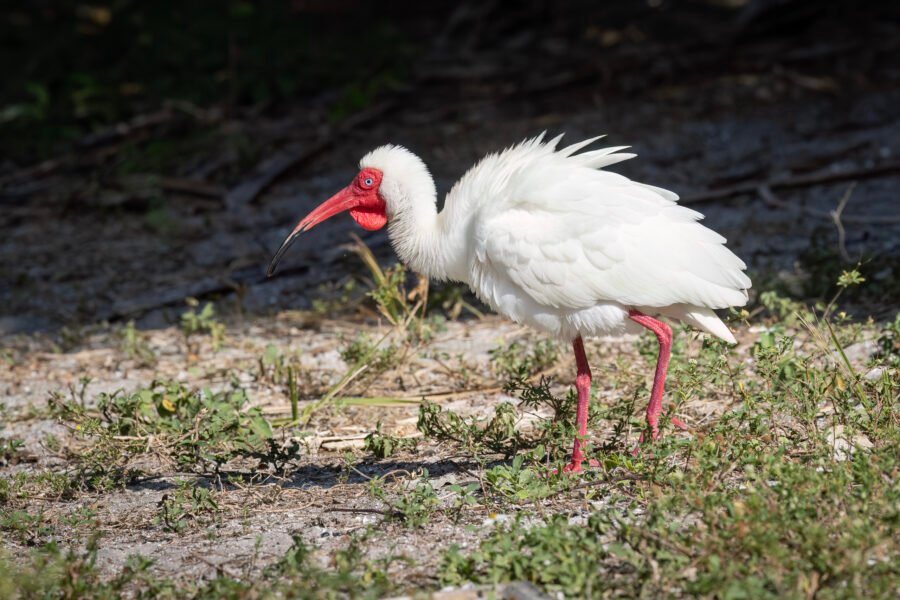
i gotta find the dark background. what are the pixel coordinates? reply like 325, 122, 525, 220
1, 0, 898, 336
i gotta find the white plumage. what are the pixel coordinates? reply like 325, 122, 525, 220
360, 133, 750, 343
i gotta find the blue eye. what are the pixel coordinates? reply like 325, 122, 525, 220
364, 178, 374, 186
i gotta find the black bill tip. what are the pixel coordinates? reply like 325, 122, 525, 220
266, 228, 304, 278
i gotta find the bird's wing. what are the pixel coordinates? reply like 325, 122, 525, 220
468, 135, 751, 311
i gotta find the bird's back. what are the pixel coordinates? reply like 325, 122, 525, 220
442, 134, 751, 341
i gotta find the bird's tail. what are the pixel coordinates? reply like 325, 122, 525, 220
677, 306, 738, 344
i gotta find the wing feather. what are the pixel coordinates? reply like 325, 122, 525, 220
467, 136, 751, 312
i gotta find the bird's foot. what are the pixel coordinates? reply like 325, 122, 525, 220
557, 458, 600, 474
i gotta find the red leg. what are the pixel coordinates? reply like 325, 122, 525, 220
628, 310, 674, 443
563, 336, 600, 473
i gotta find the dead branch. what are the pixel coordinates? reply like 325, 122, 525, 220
225, 100, 397, 211
0, 103, 220, 189
757, 182, 896, 226
683, 159, 900, 206
159, 177, 226, 200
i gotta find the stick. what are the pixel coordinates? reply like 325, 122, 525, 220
758, 183, 894, 225
225, 100, 396, 211
682, 159, 900, 206
0, 103, 219, 189
830, 183, 856, 262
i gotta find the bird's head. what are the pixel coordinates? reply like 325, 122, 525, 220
267, 144, 434, 277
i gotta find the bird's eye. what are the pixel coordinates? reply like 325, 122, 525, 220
364, 178, 374, 186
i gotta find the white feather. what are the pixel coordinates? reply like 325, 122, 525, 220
360, 134, 751, 343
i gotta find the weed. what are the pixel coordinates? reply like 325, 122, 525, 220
350, 234, 425, 332
262, 533, 400, 598
47, 380, 288, 486
244, 438, 304, 473
440, 299, 899, 598
0, 438, 24, 467
292, 236, 432, 423
117, 320, 156, 365
0, 508, 52, 544
417, 401, 529, 457
0, 348, 16, 367
482, 452, 555, 502
59, 506, 98, 528
257, 344, 307, 423
874, 312, 900, 367
503, 376, 581, 456
287, 367, 300, 424
154, 479, 219, 533
56, 324, 88, 352
0, 535, 162, 598
50, 376, 93, 412
311, 278, 360, 316
428, 349, 480, 389
340, 334, 401, 376
257, 343, 289, 384
489, 339, 558, 381
369, 471, 441, 528
441, 513, 619, 597
363, 423, 417, 459
758, 290, 815, 326
417, 377, 604, 463
0, 528, 403, 598
180, 297, 226, 351
428, 282, 486, 319
446, 482, 481, 521
0, 472, 76, 506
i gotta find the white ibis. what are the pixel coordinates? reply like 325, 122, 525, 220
268, 134, 751, 473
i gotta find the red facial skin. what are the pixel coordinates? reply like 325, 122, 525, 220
266, 168, 387, 276
347, 168, 388, 231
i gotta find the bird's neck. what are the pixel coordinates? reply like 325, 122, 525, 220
387, 194, 468, 283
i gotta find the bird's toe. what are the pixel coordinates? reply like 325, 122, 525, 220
560, 458, 600, 474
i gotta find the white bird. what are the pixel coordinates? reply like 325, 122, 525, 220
268, 134, 751, 473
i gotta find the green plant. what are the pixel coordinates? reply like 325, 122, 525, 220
350, 234, 425, 331
155, 479, 219, 533
417, 375, 608, 463
339, 335, 401, 376
427, 282, 485, 319
758, 290, 815, 326
369, 472, 440, 528
874, 312, 900, 367
363, 423, 417, 459
0, 438, 24, 466
180, 298, 226, 351
117, 320, 156, 365
291, 236, 432, 424
0, 529, 403, 599
482, 451, 557, 502
60, 506, 98, 528
46, 380, 284, 486
489, 339, 558, 381
0, 509, 52, 544
0, 348, 16, 366
257, 345, 305, 424
257, 344, 288, 384
311, 278, 360, 316
440, 512, 637, 597
437, 286, 899, 598
0, 471, 77, 506
0, 536, 158, 599
417, 401, 530, 457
